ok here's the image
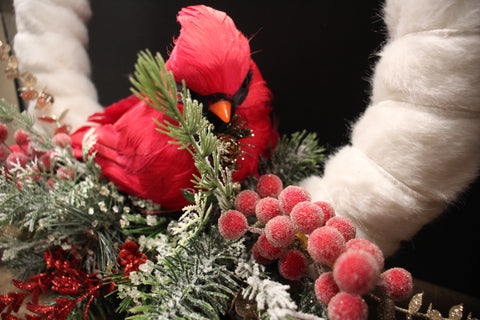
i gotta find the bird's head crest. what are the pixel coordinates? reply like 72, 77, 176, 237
165, 5, 251, 97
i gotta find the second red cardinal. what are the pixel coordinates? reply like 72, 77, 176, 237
73, 5, 278, 211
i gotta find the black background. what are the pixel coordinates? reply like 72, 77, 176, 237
87, 0, 480, 300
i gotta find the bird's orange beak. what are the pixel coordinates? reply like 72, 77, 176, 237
209, 100, 231, 123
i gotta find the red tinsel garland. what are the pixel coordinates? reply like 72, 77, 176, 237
0, 246, 115, 320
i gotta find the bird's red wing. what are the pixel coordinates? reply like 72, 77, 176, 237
92, 99, 197, 210
88, 94, 141, 125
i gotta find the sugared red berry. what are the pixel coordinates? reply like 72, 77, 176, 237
6, 152, 29, 170
380, 268, 414, 301
278, 186, 311, 214
14, 129, 29, 146
278, 250, 308, 281
264, 215, 296, 248
333, 250, 380, 295
346, 238, 384, 270
326, 216, 356, 242
56, 167, 75, 180
307, 226, 345, 266
314, 272, 340, 305
234, 190, 260, 217
328, 292, 368, 320
0, 146, 9, 163
53, 133, 72, 148
256, 234, 285, 260
38, 153, 54, 172
256, 174, 283, 198
46, 177, 56, 189
314, 201, 335, 223
252, 241, 274, 265
255, 197, 283, 224
218, 210, 248, 241
290, 201, 324, 235
0, 123, 9, 143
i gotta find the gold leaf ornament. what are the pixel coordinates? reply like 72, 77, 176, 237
427, 308, 444, 320
36, 91, 54, 109
5, 55, 19, 78
448, 305, 463, 320
0, 40, 11, 60
408, 292, 424, 313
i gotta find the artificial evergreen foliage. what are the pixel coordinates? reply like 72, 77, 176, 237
0, 52, 328, 320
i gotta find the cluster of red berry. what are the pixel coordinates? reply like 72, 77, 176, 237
217, 173, 414, 320
0, 123, 74, 185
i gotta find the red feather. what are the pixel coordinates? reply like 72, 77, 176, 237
72, 5, 278, 211
165, 5, 251, 96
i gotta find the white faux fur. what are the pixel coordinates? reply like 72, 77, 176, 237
13, 0, 102, 132
300, 0, 480, 256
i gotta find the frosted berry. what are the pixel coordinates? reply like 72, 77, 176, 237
326, 216, 356, 242
255, 197, 283, 224
256, 174, 283, 198
14, 129, 29, 146
27, 166, 42, 182
307, 226, 345, 266
218, 210, 248, 241
46, 177, 56, 189
380, 267, 414, 301
278, 250, 308, 281
314, 201, 335, 223
0, 123, 9, 143
252, 241, 273, 265
56, 167, 75, 180
328, 292, 368, 320
256, 234, 285, 260
6, 152, 29, 170
290, 201, 324, 235
53, 133, 72, 148
346, 238, 384, 270
264, 215, 296, 248
38, 153, 54, 172
333, 250, 380, 295
0, 146, 9, 163
234, 190, 260, 217
314, 272, 340, 305
278, 185, 311, 214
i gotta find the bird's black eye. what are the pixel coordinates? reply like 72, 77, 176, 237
241, 70, 252, 89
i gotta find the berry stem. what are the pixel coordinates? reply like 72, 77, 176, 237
246, 226, 264, 235
281, 310, 326, 320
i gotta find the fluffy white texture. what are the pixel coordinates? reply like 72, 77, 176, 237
300, 0, 480, 256
13, 0, 102, 131
13, 33, 90, 75
14, 0, 90, 45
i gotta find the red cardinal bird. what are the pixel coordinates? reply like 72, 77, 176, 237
73, 5, 278, 210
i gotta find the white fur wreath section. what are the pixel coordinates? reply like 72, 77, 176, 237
13, 0, 102, 131
301, 0, 480, 256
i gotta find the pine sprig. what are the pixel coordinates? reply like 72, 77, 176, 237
0, 99, 56, 152
118, 229, 244, 320
259, 130, 325, 186
0, 103, 128, 274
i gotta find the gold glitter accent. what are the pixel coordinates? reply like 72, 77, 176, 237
296, 232, 308, 248
449, 305, 464, 320
216, 133, 241, 169
0, 40, 69, 133
408, 292, 423, 313
36, 91, 54, 109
